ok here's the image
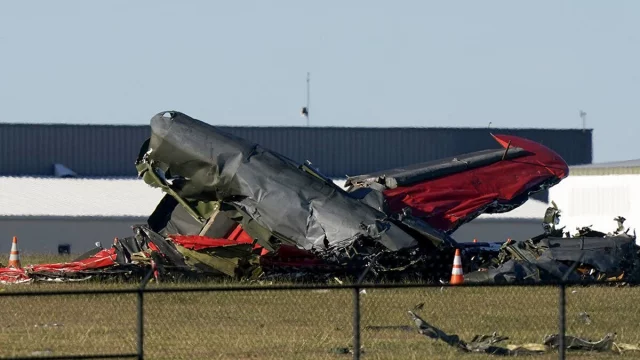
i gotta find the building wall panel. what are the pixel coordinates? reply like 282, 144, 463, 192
0, 217, 146, 255
548, 174, 640, 238
0, 123, 593, 179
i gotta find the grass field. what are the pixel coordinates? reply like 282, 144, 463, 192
0, 254, 638, 359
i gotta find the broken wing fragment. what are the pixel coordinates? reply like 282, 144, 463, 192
407, 310, 543, 356
346, 133, 569, 233
543, 333, 616, 352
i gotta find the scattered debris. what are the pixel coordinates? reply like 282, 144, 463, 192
464, 205, 638, 284
544, 333, 616, 352
615, 343, 640, 353
30, 350, 53, 356
406, 305, 640, 356
34, 323, 63, 328
578, 311, 592, 325
407, 310, 544, 356
329, 346, 365, 355
411, 302, 425, 312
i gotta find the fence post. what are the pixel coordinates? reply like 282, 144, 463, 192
138, 268, 155, 360
558, 283, 566, 360
353, 286, 361, 360
137, 287, 144, 360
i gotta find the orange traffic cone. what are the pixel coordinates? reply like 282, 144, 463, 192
450, 248, 464, 285
8, 236, 21, 269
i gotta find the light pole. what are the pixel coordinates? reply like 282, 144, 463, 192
301, 72, 310, 126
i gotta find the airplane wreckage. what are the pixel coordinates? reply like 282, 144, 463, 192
0, 111, 637, 285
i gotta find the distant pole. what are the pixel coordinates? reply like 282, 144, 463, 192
579, 110, 587, 132
306, 72, 310, 126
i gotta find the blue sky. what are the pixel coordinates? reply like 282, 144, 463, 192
1, 1, 638, 162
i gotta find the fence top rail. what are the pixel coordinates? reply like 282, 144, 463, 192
0, 279, 633, 297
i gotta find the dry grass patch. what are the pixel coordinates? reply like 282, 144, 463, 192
0, 255, 638, 359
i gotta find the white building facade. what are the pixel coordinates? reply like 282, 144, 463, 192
1, 177, 550, 254
548, 160, 640, 238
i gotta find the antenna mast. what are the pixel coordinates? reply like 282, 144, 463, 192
306, 72, 310, 126
579, 110, 587, 132
300, 72, 311, 126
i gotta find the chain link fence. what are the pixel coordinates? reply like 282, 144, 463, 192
0, 277, 639, 360
0, 290, 138, 359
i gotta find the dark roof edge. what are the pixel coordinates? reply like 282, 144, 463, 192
0, 123, 595, 132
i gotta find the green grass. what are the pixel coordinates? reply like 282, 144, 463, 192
0, 254, 639, 359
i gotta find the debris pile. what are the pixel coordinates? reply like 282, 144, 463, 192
407, 309, 545, 355
406, 307, 639, 356
464, 202, 639, 284
8, 109, 634, 285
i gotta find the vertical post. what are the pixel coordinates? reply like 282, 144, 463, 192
138, 268, 154, 360
558, 283, 566, 360
306, 72, 310, 127
137, 288, 144, 360
352, 287, 361, 360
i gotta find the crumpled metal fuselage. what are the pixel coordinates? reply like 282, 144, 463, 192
137, 111, 425, 253
133, 110, 569, 279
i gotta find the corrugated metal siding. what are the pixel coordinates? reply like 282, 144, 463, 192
0, 124, 150, 177
218, 127, 593, 178
0, 123, 593, 178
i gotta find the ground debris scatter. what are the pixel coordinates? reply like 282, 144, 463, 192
405, 302, 640, 357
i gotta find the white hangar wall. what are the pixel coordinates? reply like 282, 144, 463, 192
548, 174, 640, 236
0, 176, 164, 255
0, 217, 147, 255
0, 177, 550, 254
